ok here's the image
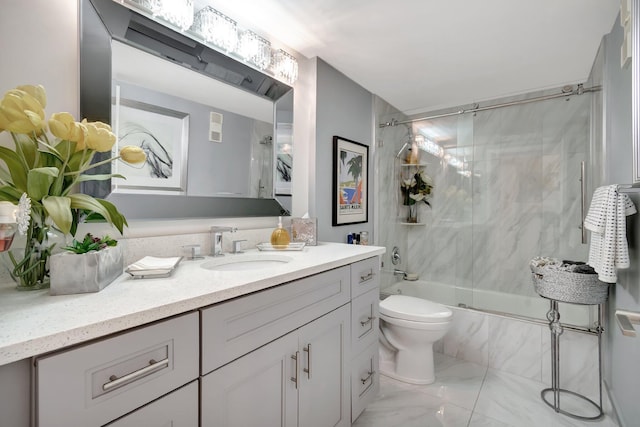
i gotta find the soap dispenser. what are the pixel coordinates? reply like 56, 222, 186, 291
270, 216, 290, 247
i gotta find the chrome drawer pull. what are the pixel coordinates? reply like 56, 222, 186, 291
291, 352, 299, 389
103, 357, 169, 392
303, 344, 311, 379
360, 370, 375, 385
360, 316, 376, 327
360, 271, 375, 282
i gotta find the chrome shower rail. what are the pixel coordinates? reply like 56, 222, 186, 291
379, 84, 601, 128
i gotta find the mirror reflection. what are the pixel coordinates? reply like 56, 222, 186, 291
80, 0, 293, 219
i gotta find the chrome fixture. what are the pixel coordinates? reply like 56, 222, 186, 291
231, 239, 247, 254
393, 269, 407, 279
379, 85, 601, 128
210, 226, 237, 257
391, 246, 401, 265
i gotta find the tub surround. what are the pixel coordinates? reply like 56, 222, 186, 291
0, 242, 384, 367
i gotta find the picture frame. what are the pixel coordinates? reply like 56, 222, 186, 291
332, 136, 368, 226
112, 98, 189, 193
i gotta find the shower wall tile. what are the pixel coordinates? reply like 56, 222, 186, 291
443, 308, 489, 366
488, 317, 543, 380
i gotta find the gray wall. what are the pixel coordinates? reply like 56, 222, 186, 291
315, 59, 374, 243
601, 15, 640, 427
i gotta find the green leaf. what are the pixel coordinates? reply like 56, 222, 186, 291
0, 146, 28, 191
14, 136, 38, 168
42, 196, 72, 235
27, 167, 58, 201
76, 173, 126, 182
69, 194, 128, 234
0, 185, 23, 203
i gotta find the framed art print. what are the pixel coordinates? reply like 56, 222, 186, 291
332, 136, 368, 226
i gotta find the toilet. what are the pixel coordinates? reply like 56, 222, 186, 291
378, 295, 453, 384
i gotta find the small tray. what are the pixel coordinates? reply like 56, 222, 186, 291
125, 256, 183, 279
256, 242, 306, 251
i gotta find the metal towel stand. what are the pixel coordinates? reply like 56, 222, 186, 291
541, 298, 604, 421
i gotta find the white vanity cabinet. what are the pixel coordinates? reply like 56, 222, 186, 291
200, 266, 352, 427
201, 305, 350, 427
35, 312, 199, 427
26, 252, 382, 427
349, 257, 381, 421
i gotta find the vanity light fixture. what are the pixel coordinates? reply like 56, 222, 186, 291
273, 49, 299, 85
150, 0, 194, 31
191, 6, 238, 53
122, 0, 299, 85
237, 30, 272, 71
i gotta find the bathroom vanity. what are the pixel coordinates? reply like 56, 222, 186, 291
0, 243, 383, 427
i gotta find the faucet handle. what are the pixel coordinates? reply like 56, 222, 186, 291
232, 239, 247, 254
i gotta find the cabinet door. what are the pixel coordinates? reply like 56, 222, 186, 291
105, 381, 198, 427
201, 332, 299, 427
298, 305, 351, 427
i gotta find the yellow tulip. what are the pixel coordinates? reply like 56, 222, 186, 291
16, 84, 46, 109
0, 89, 46, 134
49, 112, 85, 142
82, 119, 116, 152
119, 145, 147, 165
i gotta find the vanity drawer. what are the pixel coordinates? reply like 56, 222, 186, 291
35, 312, 199, 427
105, 381, 198, 427
350, 256, 380, 298
351, 342, 379, 422
351, 288, 379, 356
201, 265, 350, 375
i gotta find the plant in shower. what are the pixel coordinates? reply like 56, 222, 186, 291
401, 169, 433, 207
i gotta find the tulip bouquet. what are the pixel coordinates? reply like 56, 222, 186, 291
0, 84, 146, 289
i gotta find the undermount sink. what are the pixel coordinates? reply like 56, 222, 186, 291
200, 254, 293, 271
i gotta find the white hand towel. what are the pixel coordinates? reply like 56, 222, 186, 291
585, 185, 636, 283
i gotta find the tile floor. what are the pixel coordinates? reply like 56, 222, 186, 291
352, 353, 619, 427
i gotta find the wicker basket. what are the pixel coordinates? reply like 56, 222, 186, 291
531, 263, 609, 305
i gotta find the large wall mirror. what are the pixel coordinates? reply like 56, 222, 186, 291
633, 0, 640, 184
80, 0, 293, 219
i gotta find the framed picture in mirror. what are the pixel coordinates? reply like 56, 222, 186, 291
332, 136, 368, 226
112, 97, 189, 193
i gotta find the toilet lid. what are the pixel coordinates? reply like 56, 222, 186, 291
380, 295, 452, 323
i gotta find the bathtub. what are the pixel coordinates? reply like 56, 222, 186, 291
381, 280, 596, 327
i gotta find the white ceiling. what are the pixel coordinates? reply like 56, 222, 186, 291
199, 0, 621, 115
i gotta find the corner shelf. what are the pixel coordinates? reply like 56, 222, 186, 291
400, 163, 427, 168
399, 222, 426, 226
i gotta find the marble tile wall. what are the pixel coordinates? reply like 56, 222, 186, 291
376, 87, 591, 314
434, 306, 601, 402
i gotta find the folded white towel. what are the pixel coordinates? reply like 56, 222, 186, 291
585, 185, 637, 283
126, 256, 182, 276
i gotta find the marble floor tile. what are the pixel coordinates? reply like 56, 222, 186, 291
352, 384, 473, 427
411, 353, 488, 411
353, 356, 618, 427
473, 369, 618, 427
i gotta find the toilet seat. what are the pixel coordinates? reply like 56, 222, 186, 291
380, 295, 452, 323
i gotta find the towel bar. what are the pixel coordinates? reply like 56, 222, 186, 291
615, 310, 640, 337
616, 184, 640, 192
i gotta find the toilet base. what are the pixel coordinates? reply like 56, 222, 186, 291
379, 346, 435, 385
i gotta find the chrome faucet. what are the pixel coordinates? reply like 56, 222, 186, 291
393, 269, 407, 279
210, 226, 237, 257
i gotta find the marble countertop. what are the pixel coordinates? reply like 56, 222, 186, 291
0, 243, 385, 367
